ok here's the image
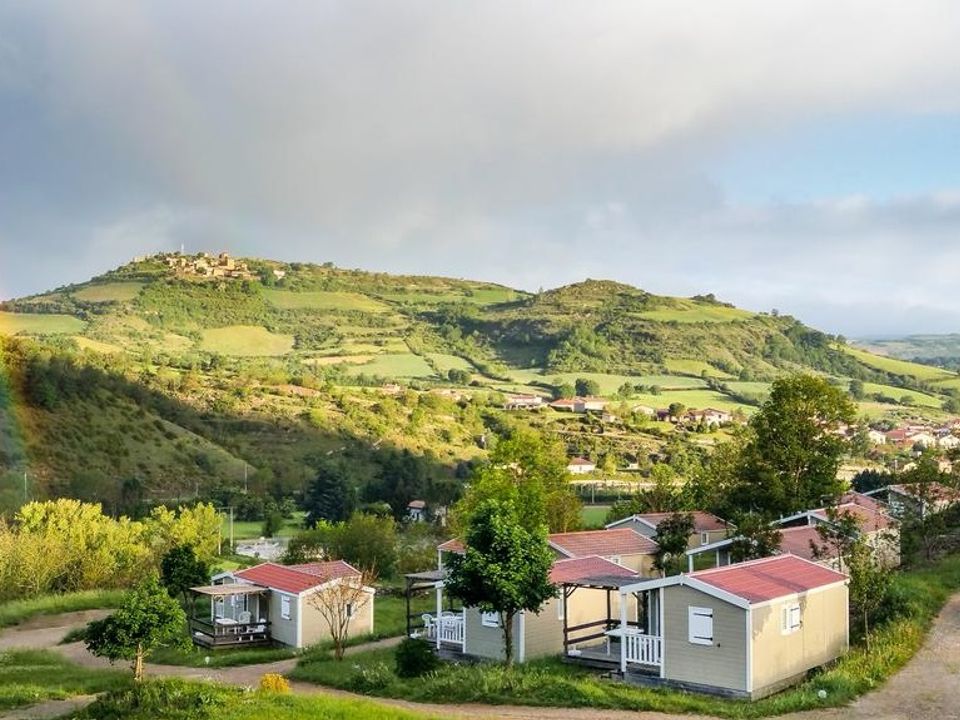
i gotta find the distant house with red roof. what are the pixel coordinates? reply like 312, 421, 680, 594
566, 456, 596, 474
612, 555, 848, 699
200, 561, 375, 648
606, 510, 731, 549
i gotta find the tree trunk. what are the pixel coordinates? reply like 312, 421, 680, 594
134, 644, 144, 682
863, 610, 870, 652
502, 612, 514, 666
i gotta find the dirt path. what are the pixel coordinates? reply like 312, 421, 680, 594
1, 596, 959, 720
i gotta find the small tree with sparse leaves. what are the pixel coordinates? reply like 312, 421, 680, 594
85, 576, 187, 682
306, 566, 377, 661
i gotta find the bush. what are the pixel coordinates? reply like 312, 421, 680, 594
346, 661, 394, 693
258, 673, 290, 694
394, 637, 439, 678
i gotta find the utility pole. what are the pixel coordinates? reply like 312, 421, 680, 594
23, 470, 27, 503
229, 506, 234, 551
243, 464, 248, 494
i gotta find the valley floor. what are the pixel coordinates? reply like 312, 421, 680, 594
1, 595, 959, 720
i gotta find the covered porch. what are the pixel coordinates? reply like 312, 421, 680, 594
562, 574, 663, 677
188, 584, 272, 649
404, 569, 465, 655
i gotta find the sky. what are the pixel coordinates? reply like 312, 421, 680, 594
2, 1, 960, 336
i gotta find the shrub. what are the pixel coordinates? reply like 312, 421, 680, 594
346, 661, 393, 693
394, 637, 439, 678
258, 673, 290, 694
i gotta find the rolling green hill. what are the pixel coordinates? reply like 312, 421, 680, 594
2, 253, 959, 511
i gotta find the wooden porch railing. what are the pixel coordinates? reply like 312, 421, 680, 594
189, 618, 272, 648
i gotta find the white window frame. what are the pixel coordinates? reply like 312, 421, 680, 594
688, 606, 714, 645
556, 593, 566, 621
480, 611, 499, 628
782, 603, 802, 635
346, 602, 355, 618
280, 595, 292, 621
700, 531, 710, 545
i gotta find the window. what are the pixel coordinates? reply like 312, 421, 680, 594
481, 611, 499, 627
346, 603, 354, 619
782, 603, 801, 634
557, 593, 566, 621
700, 531, 710, 545
688, 606, 714, 645
280, 595, 291, 620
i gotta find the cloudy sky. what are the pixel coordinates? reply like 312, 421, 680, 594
2, 1, 960, 336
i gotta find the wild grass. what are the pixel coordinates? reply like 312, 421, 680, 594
291, 553, 960, 718
149, 645, 298, 668
199, 326, 294, 356
839, 345, 953, 382
75, 678, 435, 720
0, 589, 126, 629
0, 311, 85, 335
0, 649, 129, 711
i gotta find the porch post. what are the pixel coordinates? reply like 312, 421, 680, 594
619, 589, 628, 674
658, 587, 665, 678
405, 578, 412, 638
688, 553, 694, 572
435, 583, 443, 650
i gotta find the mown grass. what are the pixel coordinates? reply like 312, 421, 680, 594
221, 511, 305, 541
75, 678, 436, 720
150, 644, 299, 669
0, 311, 86, 335
291, 554, 960, 719
0, 649, 129, 711
580, 504, 611, 528
347, 353, 436, 379
199, 325, 294, 356
0, 589, 126, 629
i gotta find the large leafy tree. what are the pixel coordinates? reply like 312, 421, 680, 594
652, 513, 695, 576
85, 577, 187, 682
454, 429, 581, 533
726, 374, 855, 517
445, 499, 555, 665
305, 460, 357, 526
160, 544, 210, 605
728, 512, 782, 563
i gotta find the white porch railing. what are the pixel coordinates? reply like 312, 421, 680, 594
622, 629, 662, 667
422, 613, 465, 647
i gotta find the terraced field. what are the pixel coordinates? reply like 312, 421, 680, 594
262, 289, 390, 313
427, 353, 474, 374
840, 345, 954, 382
347, 352, 436, 378
0, 311, 85, 335
506, 369, 708, 393
72, 282, 144, 303
200, 325, 294, 356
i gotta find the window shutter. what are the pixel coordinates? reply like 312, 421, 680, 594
688, 606, 714, 645
280, 595, 291, 620
481, 611, 499, 627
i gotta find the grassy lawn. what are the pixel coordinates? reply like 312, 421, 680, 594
150, 644, 298, 668
839, 345, 954, 382
580, 505, 611, 528
222, 512, 305, 541
291, 553, 960, 719
0, 649, 129, 712
0, 589, 126, 629
0, 311, 86, 335
76, 678, 435, 720
200, 325, 294, 356
72, 282, 144, 303
347, 353, 436, 379
262, 289, 390, 313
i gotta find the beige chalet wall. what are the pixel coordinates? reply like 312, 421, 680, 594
267, 590, 299, 647
686, 529, 729, 549
524, 588, 638, 659
618, 552, 655, 576
750, 583, 848, 696
662, 585, 748, 693
300, 586, 375, 648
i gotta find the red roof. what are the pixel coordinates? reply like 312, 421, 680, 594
549, 527, 658, 558
813, 503, 893, 532
690, 555, 846, 604
235, 561, 358, 594
549, 555, 638, 584
567, 457, 595, 466
777, 526, 829, 562
632, 511, 728, 533
438, 538, 465, 554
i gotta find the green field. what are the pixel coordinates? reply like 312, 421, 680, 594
861, 382, 944, 408
580, 505, 611, 528
0, 311, 85, 335
73, 337, 123, 354
663, 359, 735, 378
200, 325, 294, 356
262, 288, 389, 313
840, 345, 954, 382
72, 282, 144, 303
725, 381, 772, 394
636, 301, 755, 323
347, 352, 436, 378
376, 287, 520, 305
506, 369, 707, 394
427, 353, 474, 374
222, 512, 306, 541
